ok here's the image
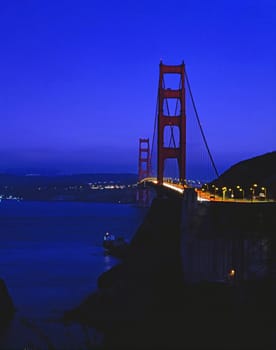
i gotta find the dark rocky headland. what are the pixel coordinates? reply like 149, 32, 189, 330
64, 193, 275, 349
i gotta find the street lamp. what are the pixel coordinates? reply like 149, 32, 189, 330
222, 186, 227, 201
236, 185, 240, 199
251, 184, 258, 201
239, 188, 244, 200
261, 187, 267, 198
211, 184, 215, 197
250, 187, 254, 201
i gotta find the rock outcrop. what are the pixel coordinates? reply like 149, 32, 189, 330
0, 278, 15, 334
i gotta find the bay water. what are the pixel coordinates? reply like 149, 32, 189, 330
0, 200, 148, 349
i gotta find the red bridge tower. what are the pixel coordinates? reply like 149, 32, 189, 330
137, 138, 151, 206
157, 61, 186, 184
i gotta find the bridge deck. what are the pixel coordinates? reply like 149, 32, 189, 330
140, 178, 274, 203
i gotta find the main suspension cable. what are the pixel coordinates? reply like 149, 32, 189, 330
185, 70, 220, 178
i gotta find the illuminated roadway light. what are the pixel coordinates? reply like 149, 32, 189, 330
163, 182, 184, 194
145, 178, 210, 201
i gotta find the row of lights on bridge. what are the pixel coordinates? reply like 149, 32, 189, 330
141, 178, 269, 200
201, 183, 267, 200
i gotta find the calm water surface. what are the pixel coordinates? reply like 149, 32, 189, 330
0, 200, 148, 349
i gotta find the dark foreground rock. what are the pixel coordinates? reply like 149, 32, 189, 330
0, 278, 15, 333
103, 237, 129, 259
64, 197, 275, 349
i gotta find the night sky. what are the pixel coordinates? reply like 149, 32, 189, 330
0, 0, 275, 179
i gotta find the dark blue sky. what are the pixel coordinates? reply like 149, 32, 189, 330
0, 0, 275, 179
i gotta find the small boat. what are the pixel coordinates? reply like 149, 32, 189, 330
103, 232, 129, 258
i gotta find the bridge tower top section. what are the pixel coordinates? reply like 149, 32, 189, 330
157, 61, 186, 185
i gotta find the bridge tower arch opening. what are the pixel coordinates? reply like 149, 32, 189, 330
157, 61, 186, 185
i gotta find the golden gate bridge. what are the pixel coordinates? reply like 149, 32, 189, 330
137, 61, 270, 206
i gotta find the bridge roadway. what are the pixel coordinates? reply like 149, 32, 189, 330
140, 177, 272, 203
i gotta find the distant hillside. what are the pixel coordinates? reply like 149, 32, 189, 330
0, 173, 138, 187
212, 151, 276, 199
0, 173, 138, 202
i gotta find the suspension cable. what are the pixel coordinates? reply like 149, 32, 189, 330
174, 75, 181, 116
185, 70, 220, 178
